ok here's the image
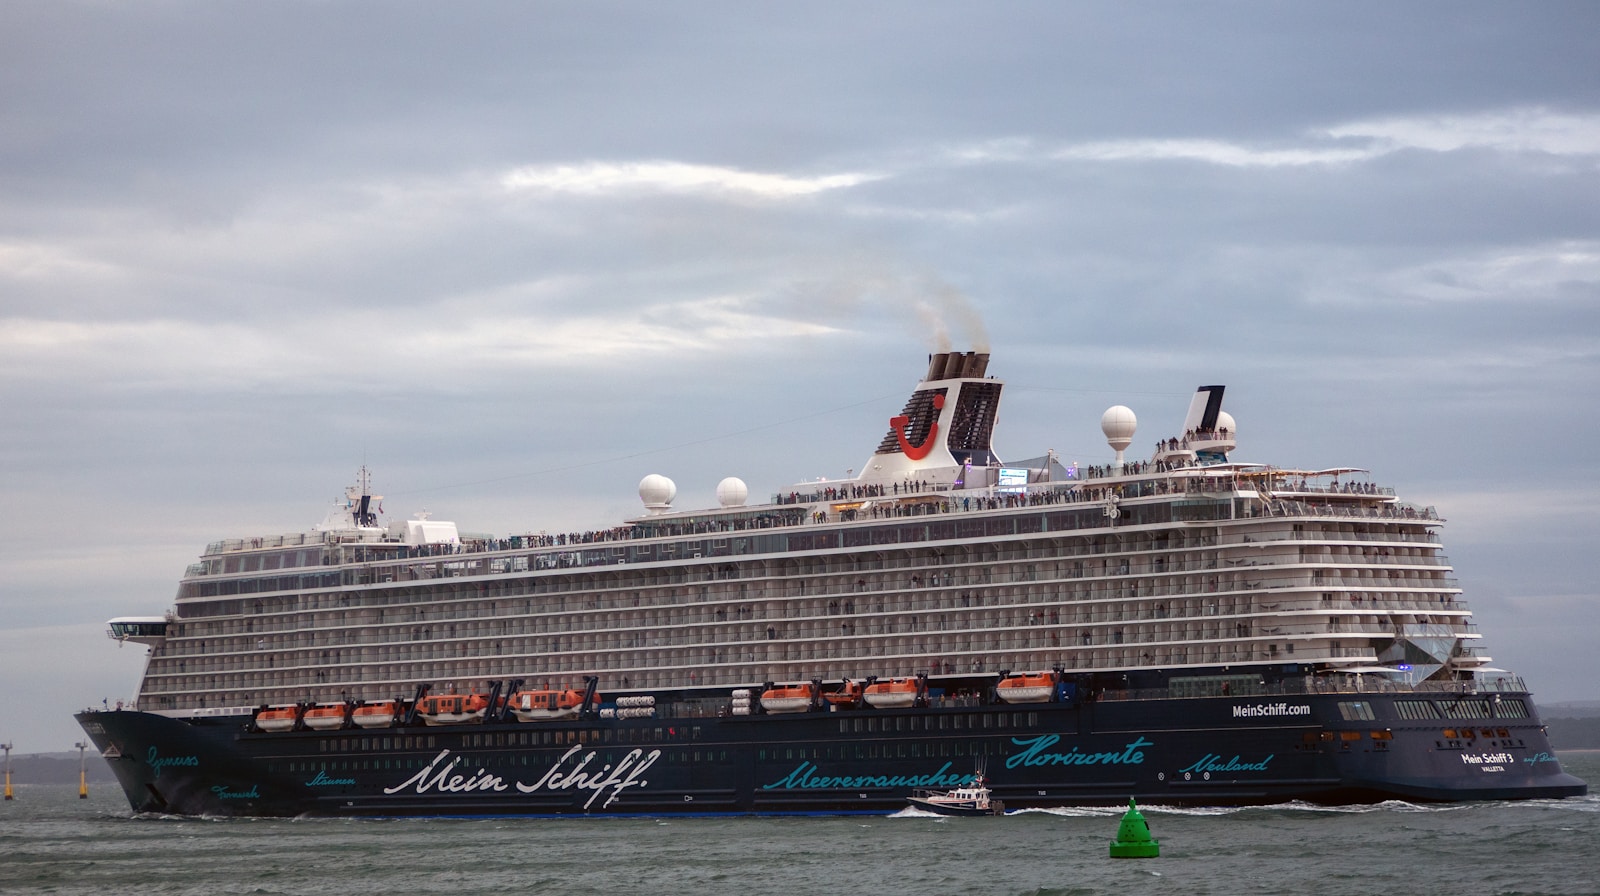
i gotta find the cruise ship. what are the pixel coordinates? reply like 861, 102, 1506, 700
77, 350, 1587, 816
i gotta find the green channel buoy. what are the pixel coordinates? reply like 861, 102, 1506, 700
1109, 797, 1160, 858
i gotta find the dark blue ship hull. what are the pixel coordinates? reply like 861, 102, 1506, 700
77, 687, 1586, 817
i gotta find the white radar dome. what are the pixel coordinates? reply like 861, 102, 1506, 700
638, 474, 677, 513
1216, 411, 1236, 436
1100, 406, 1137, 450
716, 477, 749, 507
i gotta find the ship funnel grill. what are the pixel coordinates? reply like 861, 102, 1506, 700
925, 351, 990, 382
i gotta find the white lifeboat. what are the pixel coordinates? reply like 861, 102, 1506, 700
759, 683, 815, 714
254, 705, 300, 732
301, 703, 347, 731
863, 677, 919, 709
996, 672, 1056, 704
351, 700, 400, 729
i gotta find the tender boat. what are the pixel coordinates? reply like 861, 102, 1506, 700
510, 688, 597, 722
415, 693, 490, 726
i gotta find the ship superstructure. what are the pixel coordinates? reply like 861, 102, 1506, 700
78, 350, 1586, 816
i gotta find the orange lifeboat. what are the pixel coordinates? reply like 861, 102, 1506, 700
351, 700, 400, 729
302, 703, 348, 731
996, 671, 1057, 704
863, 677, 919, 709
255, 705, 300, 732
823, 679, 863, 708
415, 692, 490, 726
510, 688, 597, 722
759, 682, 816, 714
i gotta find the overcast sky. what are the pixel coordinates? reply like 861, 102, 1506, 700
2, 2, 1597, 753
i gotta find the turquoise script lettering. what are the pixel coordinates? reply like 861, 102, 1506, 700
146, 747, 200, 779
762, 761, 973, 791
306, 770, 357, 786
1005, 735, 1151, 769
210, 784, 259, 800
1178, 753, 1273, 774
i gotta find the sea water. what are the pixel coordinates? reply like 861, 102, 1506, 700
2, 753, 1596, 896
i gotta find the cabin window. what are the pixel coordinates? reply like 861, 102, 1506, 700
1494, 698, 1530, 719
1394, 701, 1440, 720
1441, 699, 1493, 720
1337, 701, 1376, 721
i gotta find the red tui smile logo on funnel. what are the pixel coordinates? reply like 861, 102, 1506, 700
890, 393, 944, 460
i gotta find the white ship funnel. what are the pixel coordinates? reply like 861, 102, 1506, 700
862, 350, 1003, 484
1181, 385, 1225, 435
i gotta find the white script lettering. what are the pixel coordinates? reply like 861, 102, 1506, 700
515, 743, 661, 810
382, 749, 509, 795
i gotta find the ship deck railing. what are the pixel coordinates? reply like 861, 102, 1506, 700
122, 674, 1533, 718
1098, 674, 1529, 703
197, 474, 1437, 563
152, 595, 1478, 649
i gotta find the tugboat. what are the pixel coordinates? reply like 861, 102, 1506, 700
907, 767, 1005, 817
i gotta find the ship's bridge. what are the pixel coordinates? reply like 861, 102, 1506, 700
107, 616, 168, 647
